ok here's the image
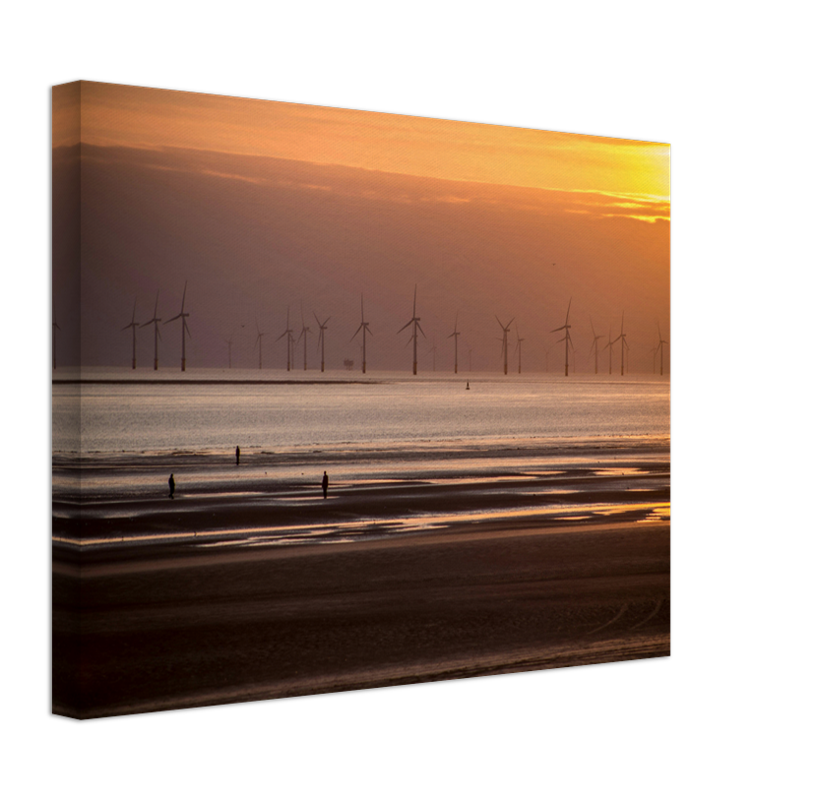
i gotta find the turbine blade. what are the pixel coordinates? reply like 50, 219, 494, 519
397, 319, 412, 334
180, 280, 188, 312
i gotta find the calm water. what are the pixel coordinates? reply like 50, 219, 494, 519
52, 368, 670, 456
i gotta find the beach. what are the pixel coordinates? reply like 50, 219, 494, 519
52, 437, 669, 719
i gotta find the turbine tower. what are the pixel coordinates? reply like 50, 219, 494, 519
276, 306, 294, 371
254, 319, 266, 369
398, 285, 425, 375
514, 326, 525, 374
165, 281, 191, 371
550, 299, 574, 376
448, 312, 461, 373
297, 305, 311, 371
610, 313, 629, 376
657, 321, 669, 375
495, 316, 514, 375
121, 299, 139, 369
314, 313, 330, 372
601, 323, 615, 375
588, 318, 605, 375
52, 319, 60, 370
140, 291, 162, 370
351, 294, 372, 374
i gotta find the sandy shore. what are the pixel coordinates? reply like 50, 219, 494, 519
53, 439, 669, 546
52, 440, 669, 718
53, 516, 669, 719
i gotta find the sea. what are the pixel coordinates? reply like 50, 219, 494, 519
52, 367, 670, 544
53, 367, 670, 456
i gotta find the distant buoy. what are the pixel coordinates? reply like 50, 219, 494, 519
466, 381, 470, 390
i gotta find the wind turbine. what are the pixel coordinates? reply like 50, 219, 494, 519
276, 306, 293, 371
297, 305, 311, 371
165, 281, 191, 371
550, 299, 574, 376
656, 321, 669, 375
314, 313, 330, 372
600, 323, 615, 375
121, 299, 139, 369
495, 316, 514, 375
514, 326, 525, 374
254, 319, 266, 369
588, 318, 605, 375
398, 285, 425, 375
52, 319, 60, 370
448, 312, 461, 373
351, 294, 372, 374
610, 313, 629, 375
140, 291, 162, 370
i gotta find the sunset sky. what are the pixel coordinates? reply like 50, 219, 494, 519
53, 81, 670, 372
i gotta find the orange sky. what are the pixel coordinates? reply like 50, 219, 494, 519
53, 81, 669, 221
52, 81, 670, 371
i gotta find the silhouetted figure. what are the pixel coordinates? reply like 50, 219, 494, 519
236, 445, 240, 466
322, 471, 329, 499
466, 381, 470, 390
168, 473, 175, 499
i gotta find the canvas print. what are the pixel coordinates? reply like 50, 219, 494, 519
52, 81, 670, 719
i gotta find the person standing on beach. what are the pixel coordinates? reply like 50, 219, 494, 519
236, 445, 240, 466
322, 471, 329, 499
168, 473, 175, 499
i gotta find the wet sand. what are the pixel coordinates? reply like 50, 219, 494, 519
52, 443, 669, 719
53, 519, 669, 719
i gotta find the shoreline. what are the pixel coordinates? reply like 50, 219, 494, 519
52, 435, 670, 719
53, 459, 669, 549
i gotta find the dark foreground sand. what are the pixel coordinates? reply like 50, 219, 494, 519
53, 517, 670, 719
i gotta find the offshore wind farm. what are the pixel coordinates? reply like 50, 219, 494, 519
52, 96, 669, 377
52, 81, 670, 719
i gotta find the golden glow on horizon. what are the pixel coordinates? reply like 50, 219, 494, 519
54, 81, 670, 220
